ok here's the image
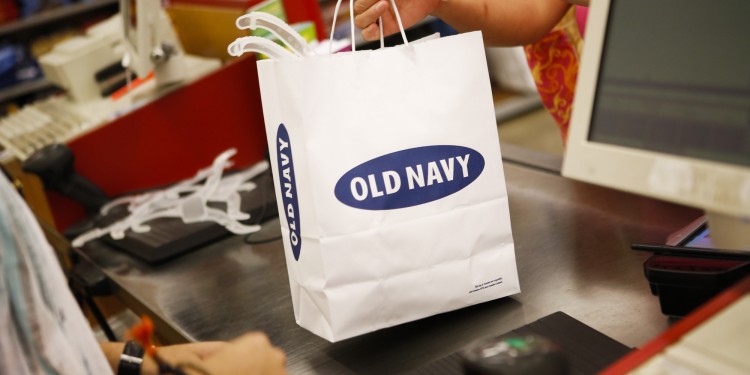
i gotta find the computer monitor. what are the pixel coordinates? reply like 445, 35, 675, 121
121, 0, 187, 85
562, 0, 750, 251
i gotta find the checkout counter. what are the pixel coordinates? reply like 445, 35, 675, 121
75, 142, 702, 374
5, 3, 736, 371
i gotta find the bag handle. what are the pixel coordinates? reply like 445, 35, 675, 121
235, 12, 314, 57
227, 36, 300, 60
328, 0, 409, 54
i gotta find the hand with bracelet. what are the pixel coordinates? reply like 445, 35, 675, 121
100, 332, 286, 375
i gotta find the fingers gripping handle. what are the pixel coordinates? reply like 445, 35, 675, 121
328, 0, 409, 54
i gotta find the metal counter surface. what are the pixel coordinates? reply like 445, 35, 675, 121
78, 152, 701, 374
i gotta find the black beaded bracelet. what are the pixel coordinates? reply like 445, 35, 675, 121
118, 341, 145, 375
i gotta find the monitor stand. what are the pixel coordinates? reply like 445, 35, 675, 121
706, 211, 750, 251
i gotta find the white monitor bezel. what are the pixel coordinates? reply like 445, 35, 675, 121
562, 0, 750, 219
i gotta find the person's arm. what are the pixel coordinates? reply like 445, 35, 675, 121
101, 342, 128, 372
101, 341, 223, 375
354, 0, 572, 46
433, 0, 571, 45
100, 332, 286, 375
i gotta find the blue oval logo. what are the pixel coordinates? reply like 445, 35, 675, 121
334, 145, 485, 210
276, 124, 301, 260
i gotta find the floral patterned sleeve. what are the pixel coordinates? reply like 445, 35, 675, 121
524, 6, 585, 143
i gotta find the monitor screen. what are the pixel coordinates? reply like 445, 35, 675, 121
587, 0, 750, 168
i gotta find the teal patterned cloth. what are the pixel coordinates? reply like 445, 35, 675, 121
0, 174, 112, 375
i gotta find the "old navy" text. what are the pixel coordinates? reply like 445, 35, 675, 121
349, 154, 471, 201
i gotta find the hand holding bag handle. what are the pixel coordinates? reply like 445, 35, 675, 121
328, 0, 409, 53
229, 1, 410, 59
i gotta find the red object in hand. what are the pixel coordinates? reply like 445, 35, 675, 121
128, 315, 157, 356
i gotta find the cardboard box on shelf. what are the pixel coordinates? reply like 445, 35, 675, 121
166, 0, 324, 61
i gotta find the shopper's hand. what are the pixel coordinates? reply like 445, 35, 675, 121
141, 341, 227, 375
354, 0, 441, 40
194, 332, 287, 375
136, 332, 285, 375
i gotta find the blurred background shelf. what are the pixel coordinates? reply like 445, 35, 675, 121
0, 0, 119, 112
0, 78, 53, 103
0, 0, 117, 37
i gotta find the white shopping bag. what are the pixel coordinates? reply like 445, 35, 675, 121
230, 8, 520, 342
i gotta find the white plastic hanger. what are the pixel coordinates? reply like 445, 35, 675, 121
72, 150, 269, 248
235, 12, 314, 57
227, 36, 299, 60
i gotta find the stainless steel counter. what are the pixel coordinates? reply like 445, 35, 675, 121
77, 147, 701, 374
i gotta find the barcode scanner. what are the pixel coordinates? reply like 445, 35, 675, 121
22, 143, 109, 214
